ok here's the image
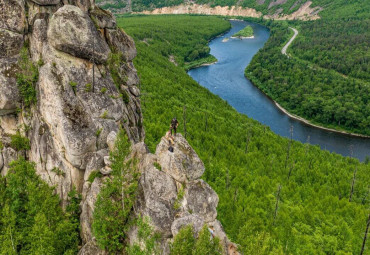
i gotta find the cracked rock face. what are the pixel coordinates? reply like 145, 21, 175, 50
156, 134, 205, 182
1, 0, 143, 252
48, 5, 110, 64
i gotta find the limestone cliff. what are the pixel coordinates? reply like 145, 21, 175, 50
0, 1, 237, 253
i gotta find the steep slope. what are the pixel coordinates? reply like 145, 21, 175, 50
1, 2, 237, 254
120, 15, 370, 254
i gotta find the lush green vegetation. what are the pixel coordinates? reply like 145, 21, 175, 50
170, 225, 223, 255
92, 129, 141, 252
232, 25, 253, 38
120, 15, 370, 254
0, 158, 80, 254
118, 15, 230, 69
16, 45, 38, 108
10, 131, 30, 151
245, 19, 370, 135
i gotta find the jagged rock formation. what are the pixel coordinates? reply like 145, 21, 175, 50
0, 0, 142, 252
127, 134, 239, 254
1, 1, 237, 253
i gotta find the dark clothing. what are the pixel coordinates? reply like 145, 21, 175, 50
170, 118, 178, 135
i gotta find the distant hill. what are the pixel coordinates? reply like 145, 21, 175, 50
97, 0, 369, 20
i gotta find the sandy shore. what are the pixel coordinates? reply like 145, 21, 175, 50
274, 101, 370, 138
231, 36, 255, 39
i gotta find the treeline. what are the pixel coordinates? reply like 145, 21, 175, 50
118, 15, 230, 67
245, 19, 370, 135
120, 15, 370, 254
0, 158, 80, 254
291, 19, 370, 81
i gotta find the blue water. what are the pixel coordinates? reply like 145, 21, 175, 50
188, 20, 370, 161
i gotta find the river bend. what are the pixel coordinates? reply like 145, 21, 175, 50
188, 20, 370, 161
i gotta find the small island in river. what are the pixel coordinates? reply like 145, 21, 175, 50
231, 25, 254, 39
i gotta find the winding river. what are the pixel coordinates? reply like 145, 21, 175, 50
188, 20, 370, 161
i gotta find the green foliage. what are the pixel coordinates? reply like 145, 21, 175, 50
92, 129, 141, 252
170, 225, 195, 255
108, 51, 125, 89
153, 162, 162, 171
245, 20, 370, 135
88, 170, 103, 183
10, 131, 30, 151
121, 91, 130, 104
69, 81, 77, 94
0, 140, 3, 150
0, 158, 79, 254
170, 225, 222, 255
100, 87, 107, 94
16, 46, 38, 107
121, 15, 370, 254
232, 25, 253, 38
117, 15, 230, 68
101, 110, 108, 119
85, 83, 92, 92
173, 185, 184, 210
96, 128, 103, 137
51, 166, 65, 177
126, 216, 161, 255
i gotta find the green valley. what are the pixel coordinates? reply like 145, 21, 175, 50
119, 15, 370, 254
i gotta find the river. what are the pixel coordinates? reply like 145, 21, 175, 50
188, 20, 370, 161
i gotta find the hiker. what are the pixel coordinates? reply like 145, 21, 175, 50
208, 226, 215, 239
170, 117, 179, 136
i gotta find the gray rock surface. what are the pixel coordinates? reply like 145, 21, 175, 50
156, 134, 205, 182
48, 5, 110, 64
137, 164, 178, 237
105, 28, 136, 61
0, 0, 27, 33
171, 214, 205, 237
0, 58, 21, 114
30, 0, 60, 5
185, 179, 219, 222
0, 29, 24, 58
90, 6, 116, 28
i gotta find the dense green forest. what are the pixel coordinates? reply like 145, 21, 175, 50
245, 19, 370, 135
119, 15, 370, 254
0, 158, 80, 254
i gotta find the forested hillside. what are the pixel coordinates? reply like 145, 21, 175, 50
119, 15, 370, 254
245, 19, 370, 135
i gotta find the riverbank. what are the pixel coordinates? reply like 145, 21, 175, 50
274, 101, 370, 138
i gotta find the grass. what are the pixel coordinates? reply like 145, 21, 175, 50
232, 25, 254, 38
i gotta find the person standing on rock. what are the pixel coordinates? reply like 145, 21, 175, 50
170, 117, 179, 136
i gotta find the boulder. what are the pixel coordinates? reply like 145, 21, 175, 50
78, 241, 107, 255
105, 28, 136, 61
171, 214, 205, 237
80, 177, 103, 243
1, 147, 18, 176
0, 0, 27, 33
90, 6, 116, 29
30, 0, 60, 5
155, 134, 205, 183
185, 180, 219, 222
136, 165, 178, 237
0, 28, 24, 58
48, 5, 110, 64
0, 58, 21, 114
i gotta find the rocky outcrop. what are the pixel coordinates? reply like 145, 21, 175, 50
1, 1, 237, 254
48, 5, 110, 64
0, 0, 143, 253
128, 134, 238, 254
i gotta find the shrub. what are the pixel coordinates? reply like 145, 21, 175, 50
92, 129, 141, 252
88, 170, 102, 183
69, 81, 77, 94
10, 132, 30, 151
16, 46, 38, 107
100, 87, 107, 94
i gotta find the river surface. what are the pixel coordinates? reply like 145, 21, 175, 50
188, 20, 370, 161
